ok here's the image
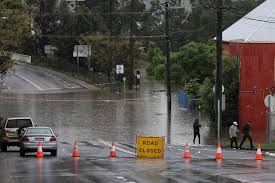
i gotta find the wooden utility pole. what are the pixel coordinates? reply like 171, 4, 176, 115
215, 0, 223, 143
165, 1, 171, 113
129, 0, 135, 90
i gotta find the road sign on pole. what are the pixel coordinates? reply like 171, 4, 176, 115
116, 65, 124, 74
73, 45, 91, 58
213, 84, 224, 93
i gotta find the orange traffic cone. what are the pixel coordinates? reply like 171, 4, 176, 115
216, 143, 222, 160
36, 141, 44, 158
255, 144, 262, 160
109, 141, 117, 158
72, 141, 80, 157
184, 143, 191, 159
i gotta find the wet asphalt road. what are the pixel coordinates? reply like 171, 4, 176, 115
1, 64, 275, 182
0, 142, 275, 183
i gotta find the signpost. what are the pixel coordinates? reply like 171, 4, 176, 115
116, 65, 124, 74
136, 136, 164, 159
264, 94, 275, 143
123, 77, 126, 93
73, 45, 91, 58
73, 45, 91, 72
213, 84, 224, 143
264, 95, 275, 111
44, 45, 58, 57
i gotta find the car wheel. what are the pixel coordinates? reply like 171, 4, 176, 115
1, 143, 7, 152
20, 148, 25, 156
51, 150, 57, 156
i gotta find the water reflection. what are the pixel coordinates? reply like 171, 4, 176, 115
0, 88, 210, 145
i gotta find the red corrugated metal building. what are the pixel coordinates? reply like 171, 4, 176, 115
224, 42, 274, 141
222, 0, 275, 141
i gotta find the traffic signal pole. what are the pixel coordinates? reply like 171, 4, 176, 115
215, 0, 223, 144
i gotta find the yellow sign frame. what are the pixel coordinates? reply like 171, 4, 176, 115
136, 136, 165, 159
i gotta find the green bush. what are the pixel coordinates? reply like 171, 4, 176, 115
154, 64, 166, 80
170, 63, 183, 84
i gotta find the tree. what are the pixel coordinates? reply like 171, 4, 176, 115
184, 78, 200, 99
176, 42, 215, 83
197, 53, 240, 127
221, 53, 239, 124
0, 0, 30, 80
144, 42, 165, 76
81, 32, 142, 79
170, 63, 183, 84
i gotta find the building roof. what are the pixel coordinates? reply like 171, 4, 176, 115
222, 0, 275, 42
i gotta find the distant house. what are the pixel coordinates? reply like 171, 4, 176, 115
222, 0, 275, 141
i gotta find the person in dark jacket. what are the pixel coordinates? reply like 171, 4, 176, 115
239, 121, 254, 149
193, 118, 201, 145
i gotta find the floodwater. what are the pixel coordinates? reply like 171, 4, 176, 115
0, 79, 211, 145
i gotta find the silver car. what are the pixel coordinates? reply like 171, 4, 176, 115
19, 127, 57, 156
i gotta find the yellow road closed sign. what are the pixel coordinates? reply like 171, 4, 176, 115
136, 136, 165, 159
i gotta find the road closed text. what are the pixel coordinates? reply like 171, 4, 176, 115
136, 136, 164, 159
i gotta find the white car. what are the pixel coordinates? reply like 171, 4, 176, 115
0, 117, 34, 152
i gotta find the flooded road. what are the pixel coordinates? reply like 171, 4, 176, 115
2, 65, 275, 183
0, 64, 211, 146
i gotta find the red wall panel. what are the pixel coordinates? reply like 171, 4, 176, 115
225, 42, 275, 141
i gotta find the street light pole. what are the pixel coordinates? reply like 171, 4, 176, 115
215, 0, 223, 144
165, 1, 171, 113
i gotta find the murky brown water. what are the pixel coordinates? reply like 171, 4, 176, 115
0, 82, 211, 145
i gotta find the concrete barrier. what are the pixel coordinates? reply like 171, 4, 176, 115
11, 53, 31, 63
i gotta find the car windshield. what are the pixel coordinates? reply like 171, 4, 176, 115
27, 128, 52, 135
6, 119, 32, 128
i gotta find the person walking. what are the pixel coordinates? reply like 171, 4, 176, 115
193, 118, 201, 145
239, 121, 254, 150
229, 121, 239, 149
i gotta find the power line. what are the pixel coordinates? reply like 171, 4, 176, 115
39, 34, 167, 39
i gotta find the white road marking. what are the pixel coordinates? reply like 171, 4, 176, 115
16, 73, 43, 90
116, 176, 124, 179
178, 148, 214, 159
0, 95, 156, 102
98, 139, 136, 156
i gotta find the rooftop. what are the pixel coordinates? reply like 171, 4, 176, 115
222, 0, 275, 42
